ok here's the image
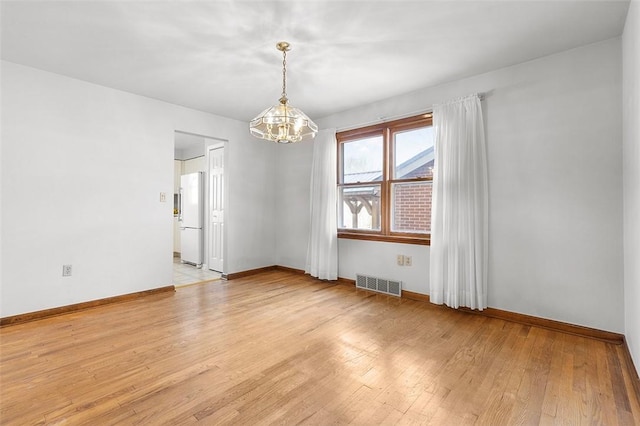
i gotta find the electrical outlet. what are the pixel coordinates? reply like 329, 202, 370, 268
160, 192, 167, 202
404, 256, 412, 267
62, 265, 72, 277
397, 255, 404, 266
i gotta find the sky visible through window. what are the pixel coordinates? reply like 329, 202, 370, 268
343, 136, 383, 177
395, 127, 433, 169
343, 127, 434, 178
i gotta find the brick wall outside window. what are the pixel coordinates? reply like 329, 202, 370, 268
392, 182, 432, 233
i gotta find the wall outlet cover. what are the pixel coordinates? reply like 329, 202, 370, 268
62, 265, 72, 277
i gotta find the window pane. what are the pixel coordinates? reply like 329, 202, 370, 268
338, 185, 381, 230
342, 135, 383, 183
393, 127, 434, 179
391, 181, 432, 233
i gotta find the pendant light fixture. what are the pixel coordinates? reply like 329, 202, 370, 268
249, 42, 318, 144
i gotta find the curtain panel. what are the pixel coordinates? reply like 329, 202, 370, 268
305, 128, 338, 280
429, 94, 488, 310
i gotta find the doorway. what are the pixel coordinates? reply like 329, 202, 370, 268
173, 131, 226, 285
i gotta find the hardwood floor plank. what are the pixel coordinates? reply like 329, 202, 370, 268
1, 271, 639, 425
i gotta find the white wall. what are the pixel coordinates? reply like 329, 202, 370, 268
182, 156, 205, 174
623, 0, 640, 372
274, 141, 313, 268
338, 240, 429, 294
225, 128, 277, 274
1, 61, 276, 317
278, 38, 624, 333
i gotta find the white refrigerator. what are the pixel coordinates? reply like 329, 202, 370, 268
179, 172, 203, 267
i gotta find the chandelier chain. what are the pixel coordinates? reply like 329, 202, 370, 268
281, 49, 287, 102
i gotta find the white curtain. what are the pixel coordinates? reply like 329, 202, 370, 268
429, 94, 488, 310
305, 128, 338, 280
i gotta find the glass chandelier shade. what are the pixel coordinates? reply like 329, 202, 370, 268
249, 103, 318, 144
250, 42, 318, 144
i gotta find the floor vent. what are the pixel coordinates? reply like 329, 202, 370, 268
355, 274, 402, 297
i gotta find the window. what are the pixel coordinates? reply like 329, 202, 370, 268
337, 114, 433, 245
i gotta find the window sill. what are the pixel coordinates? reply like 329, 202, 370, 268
338, 232, 430, 246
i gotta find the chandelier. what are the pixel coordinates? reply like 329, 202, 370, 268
249, 42, 318, 144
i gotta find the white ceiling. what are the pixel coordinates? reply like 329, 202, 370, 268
1, 1, 630, 123
174, 131, 207, 151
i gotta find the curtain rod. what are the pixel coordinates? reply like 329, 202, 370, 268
335, 92, 485, 133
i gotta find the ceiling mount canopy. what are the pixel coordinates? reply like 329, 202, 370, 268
249, 41, 318, 144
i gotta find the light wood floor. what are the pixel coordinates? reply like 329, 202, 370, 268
1, 271, 639, 425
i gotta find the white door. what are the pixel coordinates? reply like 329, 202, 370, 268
208, 146, 224, 272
